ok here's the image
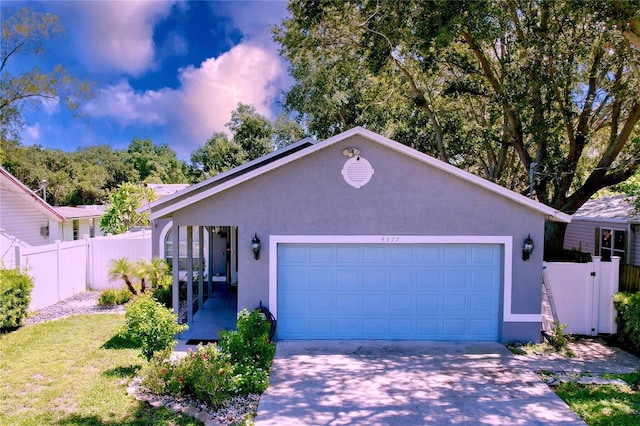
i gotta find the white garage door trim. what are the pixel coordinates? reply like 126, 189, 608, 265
269, 235, 539, 324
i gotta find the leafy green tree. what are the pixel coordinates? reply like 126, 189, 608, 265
127, 138, 188, 184
0, 7, 93, 142
188, 103, 306, 182
190, 132, 245, 181
275, 0, 640, 255
100, 182, 157, 235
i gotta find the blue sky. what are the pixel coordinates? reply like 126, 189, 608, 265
5, 1, 292, 159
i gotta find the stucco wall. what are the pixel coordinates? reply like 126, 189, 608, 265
159, 134, 547, 342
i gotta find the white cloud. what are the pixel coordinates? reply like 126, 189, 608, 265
84, 43, 286, 152
57, 1, 177, 76
24, 124, 41, 141
211, 1, 289, 47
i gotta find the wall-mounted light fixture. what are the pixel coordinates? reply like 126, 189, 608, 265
522, 234, 534, 261
251, 233, 261, 260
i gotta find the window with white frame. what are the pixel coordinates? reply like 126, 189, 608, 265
599, 228, 625, 261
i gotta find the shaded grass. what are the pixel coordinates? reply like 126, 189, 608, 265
0, 314, 200, 426
551, 372, 640, 426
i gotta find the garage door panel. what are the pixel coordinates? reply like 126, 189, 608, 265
443, 319, 466, 335
417, 319, 441, 336
308, 245, 335, 263
444, 295, 467, 311
416, 294, 440, 311
336, 269, 362, 289
309, 318, 334, 334
390, 294, 414, 313
363, 319, 388, 337
279, 268, 308, 291
309, 293, 334, 313
417, 246, 441, 263
444, 246, 468, 263
336, 294, 363, 312
363, 246, 387, 263
471, 245, 500, 263
470, 270, 498, 290
417, 270, 441, 289
336, 245, 361, 263
278, 243, 500, 340
443, 270, 467, 290
279, 245, 308, 264
390, 246, 414, 263
308, 269, 335, 290
363, 270, 388, 290
363, 294, 387, 311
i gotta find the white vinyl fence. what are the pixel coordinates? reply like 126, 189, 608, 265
14, 231, 151, 310
543, 256, 620, 335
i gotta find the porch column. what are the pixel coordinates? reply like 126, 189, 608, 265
198, 225, 204, 310
187, 225, 193, 323
172, 225, 179, 315
207, 226, 214, 297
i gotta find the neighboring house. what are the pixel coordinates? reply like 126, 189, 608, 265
563, 194, 638, 265
147, 127, 570, 343
0, 166, 104, 266
55, 206, 104, 241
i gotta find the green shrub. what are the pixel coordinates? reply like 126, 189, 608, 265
97, 287, 132, 306
151, 283, 172, 309
614, 292, 640, 353
219, 309, 276, 371
546, 321, 570, 352
120, 294, 187, 360
0, 268, 34, 330
141, 344, 233, 409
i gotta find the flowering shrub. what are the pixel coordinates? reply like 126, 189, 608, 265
139, 308, 276, 407
220, 309, 276, 371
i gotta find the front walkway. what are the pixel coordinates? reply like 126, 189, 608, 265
174, 285, 237, 354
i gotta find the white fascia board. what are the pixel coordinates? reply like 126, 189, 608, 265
268, 234, 539, 323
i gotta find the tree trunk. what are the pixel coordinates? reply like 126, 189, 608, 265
124, 276, 138, 295
544, 221, 568, 261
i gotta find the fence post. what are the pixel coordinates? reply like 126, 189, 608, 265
611, 257, 621, 334
85, 236, 91, 290
590, 257, 601, 336
56, 240, 61, 302
14, 246, 21, 270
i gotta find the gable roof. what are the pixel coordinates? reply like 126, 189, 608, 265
55, 206, 104, 219
148, 127, 571, 223
573, 194, 638, 221
0, 166, 65, 222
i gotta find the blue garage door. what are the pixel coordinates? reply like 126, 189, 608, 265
277, 243, 501, 340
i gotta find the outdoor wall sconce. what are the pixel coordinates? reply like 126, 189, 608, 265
251, 233, 261, 260
522, 234, 534, 261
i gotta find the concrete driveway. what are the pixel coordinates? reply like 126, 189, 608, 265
255, 341, 585, 425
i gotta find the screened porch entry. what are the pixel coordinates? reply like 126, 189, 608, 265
164, 225, 238, 341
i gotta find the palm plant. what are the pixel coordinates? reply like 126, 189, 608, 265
107, 257, 137, 295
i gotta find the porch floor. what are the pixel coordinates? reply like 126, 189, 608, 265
175, 284, 237, 352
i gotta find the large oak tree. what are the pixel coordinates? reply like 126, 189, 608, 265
275, 0, 640, 255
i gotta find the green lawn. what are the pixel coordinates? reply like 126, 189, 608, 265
551, 372, 640, 426
0, 314, 201, 426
